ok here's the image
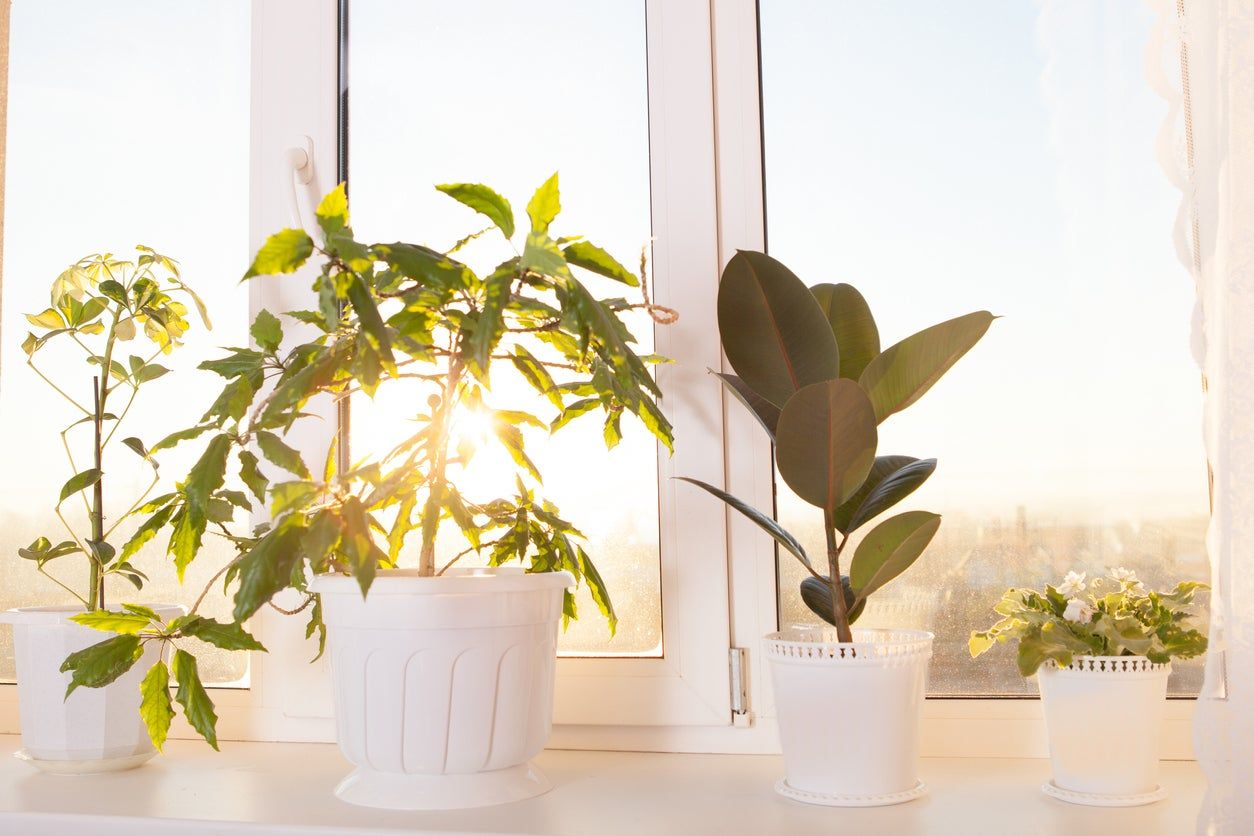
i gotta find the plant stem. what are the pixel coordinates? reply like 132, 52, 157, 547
418, 356, 463, 577
823, 510, 853, 643
88, 376, 105, 611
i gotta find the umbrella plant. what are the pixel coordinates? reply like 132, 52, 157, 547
60, 175, 672, 748
680, 251, 994, 642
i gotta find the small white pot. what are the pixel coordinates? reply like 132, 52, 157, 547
1037, 655, 1171, 806
764, 628, 933, 807
311, 567, 572, 811
0, 604, 183, 773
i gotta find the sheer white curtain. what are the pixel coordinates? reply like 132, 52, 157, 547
1153, 0, 1254, 831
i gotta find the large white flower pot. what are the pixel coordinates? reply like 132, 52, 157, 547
311, 567, 573, 811
764, 628, 933, 806
1037, 655, 1171, 806
0, 604, 183, 773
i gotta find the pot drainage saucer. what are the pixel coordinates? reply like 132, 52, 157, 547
775, 779, 928, 807
15, 749, 157, 775
1041, 781, 1167, 807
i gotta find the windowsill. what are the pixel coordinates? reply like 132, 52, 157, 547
0, 735, 1204, 835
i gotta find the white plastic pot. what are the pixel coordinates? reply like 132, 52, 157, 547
1037, 655, 1171, 806
0, 604, 183, 773
764, 627, 933, 806
311, 567, 573, 810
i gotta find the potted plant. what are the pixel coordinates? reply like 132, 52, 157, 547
970, 568, 1208, 806
0, 248, 233, 771
680, 250, 993, 806
134, 176, 672, 809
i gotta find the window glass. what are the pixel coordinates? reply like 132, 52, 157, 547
0, 0, 251, 684
345, 0, 661, 656
760, 1, 1207, 695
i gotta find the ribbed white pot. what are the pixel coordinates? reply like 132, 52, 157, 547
311, 567, 572, 810
764, 628, 933, 807
1037, 655, 1171, 806
0, 604, 183, 773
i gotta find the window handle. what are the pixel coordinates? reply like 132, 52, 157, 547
283, 135, 316, 231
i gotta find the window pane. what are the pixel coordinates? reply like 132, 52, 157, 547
0, 1, 251, 685
345, 1, 660, 656
760, 1, 1208, 695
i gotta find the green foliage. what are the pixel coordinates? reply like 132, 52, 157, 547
970, 570, 1210, 676
19, 247, 208, 612
60, 634, 143, 697
140, 660, 174, 751
172, 649, 219, 750
681, 250, 993, 640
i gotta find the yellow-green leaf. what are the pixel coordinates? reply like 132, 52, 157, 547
140, 660, 174, 751
243, 229, 314, 279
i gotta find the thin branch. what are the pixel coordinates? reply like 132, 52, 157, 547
30, 360, 91, 415
37, 564, 90, 607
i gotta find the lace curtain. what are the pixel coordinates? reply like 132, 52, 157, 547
1150, 0, 1254, 831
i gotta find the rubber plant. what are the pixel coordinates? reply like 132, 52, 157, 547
680, 251, 994, 642
18, 248, 245, 749
65, 175, 673, 749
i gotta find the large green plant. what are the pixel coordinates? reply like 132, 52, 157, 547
18, 248, 208, 610
681, 251, 993, 642
62, 175, 672, 748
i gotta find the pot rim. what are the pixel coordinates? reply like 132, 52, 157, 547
0, 603, 186, 625
1042, 655, 1172, 676
310, 566, 575, 596
764, 627, 934, 666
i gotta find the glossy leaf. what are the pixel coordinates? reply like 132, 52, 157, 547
811, 282, 879, 380
849, 511, 942, 600
675, 477, 810, 568
717, 251, 839, 407
799, 575, 866, 627
58, 468, 101, 505
436, 182, 515, 239
775, 379, 878, 511
859, 310, 995, 422
172, 649, 218, 750
140, 660, 174, 751
177, 617, 266, 652
841, 457, 936, 534
712, 372, 780, 437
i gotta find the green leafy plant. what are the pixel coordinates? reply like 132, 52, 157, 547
969, 568, 1209, 676
18, 249, 251, 749
19, 248, 209, 609
680, 251, 993, 642
66, 175, 673, 748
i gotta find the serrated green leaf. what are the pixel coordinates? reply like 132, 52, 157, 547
177, 617, 266, 652
250, 309, 283, 353
69, 611, 152, 635
60, 634, 143, 697
563, 241, 638, 286
244, 228, 314, 279
140, 660, 174, 751
256, 431, 311, 479
238, 449, 269, 504
172, 649, 218, 749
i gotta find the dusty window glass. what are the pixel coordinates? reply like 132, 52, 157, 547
0, 1, 251, 685
760, 1, 1208, 695
345, 1, 661, 656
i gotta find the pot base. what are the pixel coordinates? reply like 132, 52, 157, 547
1042, 780, 1166, 807
775, 778, 928, 807
334, 761, 553, 810
15, 748, 156, 775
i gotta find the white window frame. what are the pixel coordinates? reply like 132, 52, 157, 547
0, 0, 1199, 758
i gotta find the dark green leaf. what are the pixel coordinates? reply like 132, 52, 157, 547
345, 274, 394, 365
232, 522, 306, 622
58, 468, 101, 505
60, 634, 142, 697
717, 251, 839, 407
675, 477, 810, 568
811, 283, 880, 381
177, 617, 266, 652
172, 649, 219, 750
800, 576, 866, 627
713, 372, 780, 437
775, 379, 878, 511
832, 455, 925, 534
256, 431, 311, 479
844, 457, 936, 533
250, 309, 283, 353
849, 511, 942, 600
859, 311, 995, 423
238, 450, 269, 504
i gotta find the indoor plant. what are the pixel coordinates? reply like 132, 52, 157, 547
681, 250, 993, 806
970, 568, 1208, 806
120, 176, 671, 808
0, 248, 230, 770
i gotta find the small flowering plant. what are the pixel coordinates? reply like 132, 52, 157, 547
969, 568, 1209, 676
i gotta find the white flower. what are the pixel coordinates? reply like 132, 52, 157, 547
1063, 598, 1094, 623
1058, 570, 1087, 596
1109, 567, 1145, 590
